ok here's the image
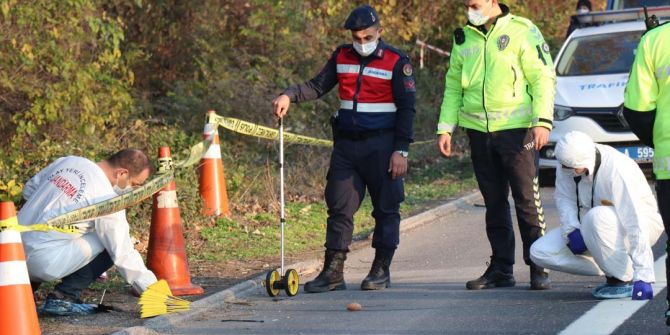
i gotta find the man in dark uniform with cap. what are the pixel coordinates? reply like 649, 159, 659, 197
272, 4, 416, 293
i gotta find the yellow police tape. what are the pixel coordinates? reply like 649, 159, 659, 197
0, 139, 212, 234
207, 112, 332, 146
207, 112, 435, 146
0, 216, 82, 234
1, 110, 434, 234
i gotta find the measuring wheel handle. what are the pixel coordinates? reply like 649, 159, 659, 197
265, 269, 281, 297
284, 268, 300, 297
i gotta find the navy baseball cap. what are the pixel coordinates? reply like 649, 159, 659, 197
344, 5, 379, 31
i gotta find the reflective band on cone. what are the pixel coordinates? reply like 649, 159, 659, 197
203, 143, 222, 159
0, 201, 40, 335
156, 190, 179, 209
147, 147, 204, 296
0, 261, 31, 286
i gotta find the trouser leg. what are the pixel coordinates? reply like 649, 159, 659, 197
496, 129, 546, 265
325, 139, 365, 251
467, 129, 514, 272
359, 133, 403, 250
31, 281, 41, 293
55, 250, 113, 299
530, 228, 604, 276
580, 206, 633, 281
656, 180, 670, 303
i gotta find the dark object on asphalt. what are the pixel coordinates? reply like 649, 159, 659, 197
95, 303, 116, 312
361, 248, 395, 290
304, 250, 347, 293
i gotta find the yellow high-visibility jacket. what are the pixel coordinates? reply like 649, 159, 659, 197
438, 7, 556, 134
625, 23, 670, 180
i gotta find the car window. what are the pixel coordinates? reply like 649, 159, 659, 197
556, 30, 643, 76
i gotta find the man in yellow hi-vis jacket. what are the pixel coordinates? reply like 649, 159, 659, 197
437, 0, 556, 291
623, 22, 670, 324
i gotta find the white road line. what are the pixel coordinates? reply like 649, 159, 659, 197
558, 254, 667, 335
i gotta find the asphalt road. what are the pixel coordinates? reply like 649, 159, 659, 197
163, 188, 669, 335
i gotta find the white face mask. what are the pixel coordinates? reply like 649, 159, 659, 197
353, 38, 378, 57
561, 164, 585, 177
577, 8, 589, 15
468, 3, 491, 26
572, 168, 588, 177
113, 173, 133, 195
113, 184, 133, 195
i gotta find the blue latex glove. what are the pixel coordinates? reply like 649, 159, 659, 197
567, 229, 587, 254
632, 281, 653, 300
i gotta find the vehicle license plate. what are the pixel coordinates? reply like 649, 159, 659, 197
616, 146, 654, 163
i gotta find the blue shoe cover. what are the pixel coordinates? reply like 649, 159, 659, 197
592, 283, 633, 299
40, 296, 98, 316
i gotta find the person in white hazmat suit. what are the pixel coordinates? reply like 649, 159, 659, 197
530, 131, 663, 299
18, 149, 158, 316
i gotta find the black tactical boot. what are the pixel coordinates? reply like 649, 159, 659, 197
466, 261, 515, 290
361, 248, 395, 290
304, 249, 347, 293
530, 263, 551, 290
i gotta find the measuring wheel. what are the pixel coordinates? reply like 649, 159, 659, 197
265, 268, 300, 297
266, 119, 300, 298
283, 268, 299, 297
265, 269, 281, 297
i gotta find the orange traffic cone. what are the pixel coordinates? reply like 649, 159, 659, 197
198, 110, 231, 217
147, 147, 204, 296
0, 201, 40, 335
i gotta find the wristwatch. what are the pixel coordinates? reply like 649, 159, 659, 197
395, 150, 409, 158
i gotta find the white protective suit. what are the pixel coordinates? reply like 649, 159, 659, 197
18, 156, 157, 293
530, 132, 663, 283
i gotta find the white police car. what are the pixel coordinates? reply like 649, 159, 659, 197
608, 0, 670, 10
538, 7, 670, 185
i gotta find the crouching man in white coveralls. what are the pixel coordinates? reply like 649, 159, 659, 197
531, 131, 663, 299
18, 149, 158, 315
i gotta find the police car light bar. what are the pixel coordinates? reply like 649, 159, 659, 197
576, 5, 670, 25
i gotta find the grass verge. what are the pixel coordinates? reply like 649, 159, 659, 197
197, 153, 477, 262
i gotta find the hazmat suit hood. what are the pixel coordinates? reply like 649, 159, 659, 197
554, 131, 597, 174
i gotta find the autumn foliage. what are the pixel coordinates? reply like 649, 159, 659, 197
0, 0, 605, 201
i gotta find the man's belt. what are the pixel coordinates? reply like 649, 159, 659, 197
334, 128, 393, 141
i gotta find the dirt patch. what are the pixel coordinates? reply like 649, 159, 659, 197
36, 251, 325, 335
